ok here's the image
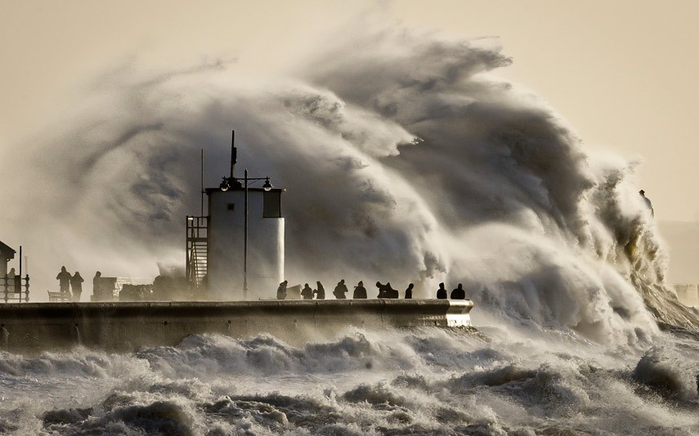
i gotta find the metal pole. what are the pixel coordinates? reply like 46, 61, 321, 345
200, 149, 205, 216
230, 130, 236, 179
243, 168, 249, 300
18, 246, 22, 302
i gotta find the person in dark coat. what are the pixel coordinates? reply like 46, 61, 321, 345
385, 282, 399, 298
376, 281, 388, 298
56, 266, 71, 294
436, 282, 447, 299
405, 283, 414, 299
301, 283, 314, 299
353, 281, 367, 299
277, 280, 288, 300
333, 279, 348, 299
71, 271, 84, 302
314, 281, 325, 300
451, 283, 466, 299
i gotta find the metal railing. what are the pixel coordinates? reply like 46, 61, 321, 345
1, 275, 30, 303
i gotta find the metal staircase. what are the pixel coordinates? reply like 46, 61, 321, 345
186, 216, 208, 290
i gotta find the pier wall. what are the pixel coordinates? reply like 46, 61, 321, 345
0, 299, 474, 353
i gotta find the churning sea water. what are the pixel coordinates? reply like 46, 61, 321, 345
2, 319, 699, 435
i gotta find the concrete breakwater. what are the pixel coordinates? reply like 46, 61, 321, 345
0, 299, 474, 353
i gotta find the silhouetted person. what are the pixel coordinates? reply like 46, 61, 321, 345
376, 281, 388, 298
353, 281, 367, 299
451, 283, 465, 299
314, 281, 325, 300
436, 282, 447, 299
6, 267, 15, 293
639, 190, 654, 217
333, 279, 348, 299
405, 283, 414, 299
385, 282, 399, 298
93, 271, 101, 293
277, 280, 288, 300
56, 266, 71, 294
301, 283, 314, 300
71, 271, 84, 302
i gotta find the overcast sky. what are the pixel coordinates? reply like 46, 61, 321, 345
1, 0, 698, 283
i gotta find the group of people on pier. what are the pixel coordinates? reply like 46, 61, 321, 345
276, 280, 467, 300
55, 266, 85, 302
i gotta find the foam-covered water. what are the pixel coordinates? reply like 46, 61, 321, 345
2, 23, 699, 434
1, 327, 699, 435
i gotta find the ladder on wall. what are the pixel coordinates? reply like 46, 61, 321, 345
186, 216, 208, 290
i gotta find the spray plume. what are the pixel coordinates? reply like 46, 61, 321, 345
0, 27, 694, 345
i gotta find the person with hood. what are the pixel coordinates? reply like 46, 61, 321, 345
333, 279, 348, 299
353, 281, 367, 299
451, 283, 466, 299
301, 283, 314, 299
56, 266, 71, 295
385, 282, 399, 298
404, 283, 414, 299
277, 280, 288, 300
436, 282, 447, 299
314, 281, 325, 300
71, 271, 84, 302
376, 281, 388, 298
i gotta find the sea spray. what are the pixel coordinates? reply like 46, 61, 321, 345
0, 330, 695, 434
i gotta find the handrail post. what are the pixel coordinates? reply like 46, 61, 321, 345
24, 275, 29, 302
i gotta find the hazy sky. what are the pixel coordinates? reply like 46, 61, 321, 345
2, 0, 697, 223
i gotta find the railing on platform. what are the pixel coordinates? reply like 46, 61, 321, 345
1, 274, 30, 303
186, 215, 208, 291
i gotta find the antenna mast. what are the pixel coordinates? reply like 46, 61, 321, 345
230, 129, 237, 179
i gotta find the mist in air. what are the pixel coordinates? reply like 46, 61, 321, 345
3, 20, 699, 434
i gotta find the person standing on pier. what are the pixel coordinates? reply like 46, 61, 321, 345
71, 271, 84, 302
314, 281, 325, 300
301, 283, 314, 299
405, 283, 414, 299
277, 280, 288, 300
333, 279, 348, 299
353, 281, 367, 299
436, 282, 447, 299
56, 266, 71, 295
451, 283, 466, 299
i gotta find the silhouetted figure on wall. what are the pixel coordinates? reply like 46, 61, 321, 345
639, 190, 654, 217
56, 266, 71, 294
301, 283, 314, 300
353, 281, 367, 299
376, 281, 388, 298
451, 283, 465, 299
314, 281, 325, 300
7, 267, 15, 293
277, 280, 288, 300
436, 282, 447, 299
405, 283, 414, 299
71, 271, 84, 302
384, 282, 399, 298
333, 279, 348, 299
93, 271, 102, 294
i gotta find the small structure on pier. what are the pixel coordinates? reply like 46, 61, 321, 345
0, 240, 30, 302
0, 240, 15, 277
186, 131, 285, 300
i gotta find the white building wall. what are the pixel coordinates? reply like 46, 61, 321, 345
207, 188, 284, 300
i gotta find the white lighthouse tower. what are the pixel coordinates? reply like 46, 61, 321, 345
188, 131, 284, 300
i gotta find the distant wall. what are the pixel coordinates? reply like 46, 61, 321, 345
0, 299, 473, 354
